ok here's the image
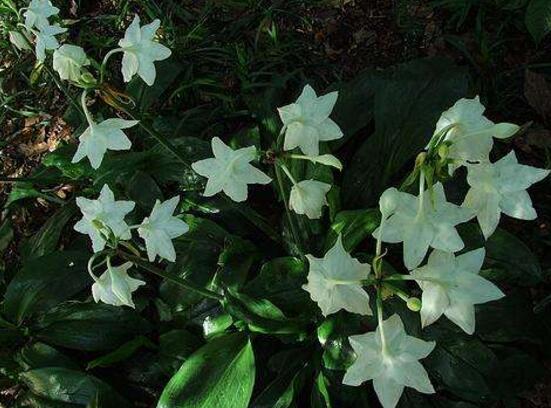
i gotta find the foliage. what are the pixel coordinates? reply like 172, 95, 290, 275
0, 1, 550, 408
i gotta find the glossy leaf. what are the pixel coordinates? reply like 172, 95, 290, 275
157, 333, 255, 408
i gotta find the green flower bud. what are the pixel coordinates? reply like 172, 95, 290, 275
406, 297, 422, 312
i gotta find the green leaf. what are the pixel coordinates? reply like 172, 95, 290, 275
424, 324, 497, 403
16, 343, 79, 370
475, 290, 544, 344
525, 0, 551, 44
325, 209, 380, 252
342, 58, 468, 207
33, 301, 150, 351
125, 170, 163, 210
157, 333, 255, 408
225, 289, 308, 335
244, 257, 311, 316
250, 361, 309, 408
459, 225, 543, 286
86, 336, 156, 369
216, 237, 258, 289
20, 367, 130, 407
127, 60, 183, 112
311, 372, 332, 408
3, 251, 91, 323
158, 329, 203, 374
0, 219, 14, 253
20, 203, 77, 261
329, 71, 377, 146
160, 215, 227, 309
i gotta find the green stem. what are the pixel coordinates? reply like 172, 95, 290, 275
125, 111, 192, 170
81, 89, 94, 126
274, 162, 302, 254
279, 162, 297, 185
376, 291, 388, 354
100, 48, 124, 83
118, 251, 224, 301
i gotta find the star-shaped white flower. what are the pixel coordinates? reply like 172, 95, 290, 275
138, 196, 189, 262
278, 84, 343, 157
118, 15, 172, 86
24, 0, 59, 30
373, 183, 473, 270
72, 118, 138, 169
92, 262, 145, 308
434, 96, 519, 165
191, 137, 271, 202
303, 235, 371, 316
34, 23, 66, 62
343, 314, 435, 408
289, 179, 331, 219
463, 151, 549, 239
53, 44, 90, 82
74, 185, 135, 252
412, 249, 504, 334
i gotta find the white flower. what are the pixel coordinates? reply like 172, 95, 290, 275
118, 15, 172, 86
72, 118, 138, 169
74, 185, 135, 252
138, 196, 189, 262
411, 249, 504, 334
191, 137, 271, 202
303, 235, 371, 316
53, 44, 90, 82
24, 0, 59, 30
278, 84, 343, 157
373, 183, 473, 270
463, 151, 550, 239
434, 96, 519, 165
92, 262, 145, 308
343, 314, 435, 408
289, 180, 331, 219
34, 23, 66, 62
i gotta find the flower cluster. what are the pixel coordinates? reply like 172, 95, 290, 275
75, 185, 189, 308
300, 96, 549, 407
10, 2, 172, 170
7, 3, 549, 406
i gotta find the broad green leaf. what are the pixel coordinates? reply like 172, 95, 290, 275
0, 219, 14, 253
244, 257, 311, 316
20, 367, 130, 407
160, 215, 227, 309
15, 391, 81, 408
525, 0, 551, 44
475, 290, 543, 344
342, 58, 468, 207
34, 301, 150, 351
157, 333, 255, 408
311, 372, 332, 408
225, 289, 308, 335
325, 209, 380, 252
423, 324, 497, 403
215, 237, 258, 289
86, 336, 156, 369
158, 329, 203, 374
460, 225, 543, 286
127, 59, 183, 112
3, 251, 91, 323
250, 361, 309, 408
125, 170, 163, 210
16, 343, 78, 370
20, 203, 77, 261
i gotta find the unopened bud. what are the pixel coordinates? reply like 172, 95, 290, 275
407, 297, 422, 312
80, 71, 97, 86
415, 152, 427, 168
438, 143, 449, 160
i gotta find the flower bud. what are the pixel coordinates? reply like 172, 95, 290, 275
406, 297, 422, 312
